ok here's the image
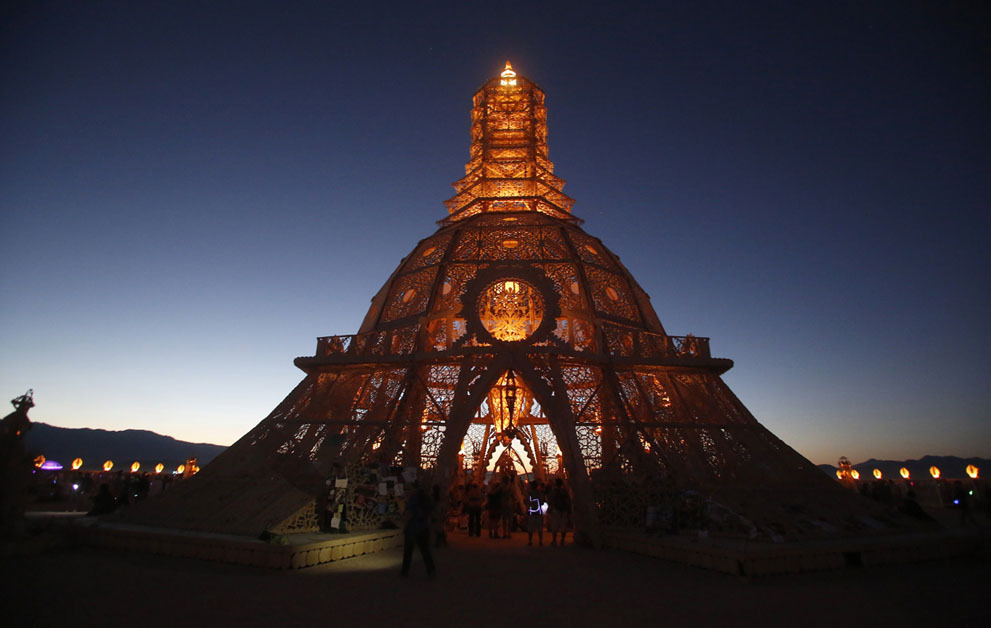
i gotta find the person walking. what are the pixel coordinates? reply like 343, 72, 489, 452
401, 482, 436, 578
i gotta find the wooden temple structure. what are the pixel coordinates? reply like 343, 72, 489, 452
124, 63, 915, 545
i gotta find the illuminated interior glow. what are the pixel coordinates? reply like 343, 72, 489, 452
478, 279, 543, 341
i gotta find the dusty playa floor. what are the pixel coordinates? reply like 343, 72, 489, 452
4, 528, 988, 628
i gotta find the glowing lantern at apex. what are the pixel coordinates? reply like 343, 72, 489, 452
130, 461, 140, 473
72, 458, 83, 470
155, 463, 164, 473
966, 464, 979, 479
34, 455, 45, 468
929, 466, 940, 479
499, 61, 517, 87
873, 468, 882, 480
104, 460, 113, 471
899, 467, 910, 479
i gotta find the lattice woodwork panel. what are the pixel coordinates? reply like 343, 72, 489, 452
477, 213, 548, 227
432, 263, 481, 314
559, 364, 602, 422
670, 373, 731, 424
602, 323, 636, 357
419, 424, 446, 469
585, 266, 641, 322
700, 375, 752, 424
404, 232, 454, 272
566, 230, 620, 271
575, 424, 602, 472
478, 228, 542, 261
532, 424, 561, 475
382, 267, 438, 322
537, 262, 587, 313
632, 370, 676, 422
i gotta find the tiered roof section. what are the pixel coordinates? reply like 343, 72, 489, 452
443, 63, 577, 225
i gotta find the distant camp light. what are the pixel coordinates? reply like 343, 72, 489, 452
72, 458, 83, 470
104, 460, 113, 471
40, 460, 63, 470
873, 468, 882, 479
929, 466, 940, 479
899, 467, 910, 479
966, 464, 979, 479
131, 461, 140, 473
155, 463, 164, 474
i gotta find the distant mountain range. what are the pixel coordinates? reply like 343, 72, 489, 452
23, 422, 227, 471
817, 455, 988, 480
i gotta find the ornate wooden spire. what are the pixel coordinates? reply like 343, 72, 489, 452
443, 62, 576, 224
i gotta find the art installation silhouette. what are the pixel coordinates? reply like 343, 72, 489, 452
126, 64, 907, 543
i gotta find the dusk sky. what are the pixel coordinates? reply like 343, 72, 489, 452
2, 1, 988, 465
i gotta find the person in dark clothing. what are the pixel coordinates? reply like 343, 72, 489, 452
465, 482, 483, 537
486, 480, 503, 538
401, 483, 436, 577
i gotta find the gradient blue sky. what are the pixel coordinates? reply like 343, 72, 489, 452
2, 1, 988, 464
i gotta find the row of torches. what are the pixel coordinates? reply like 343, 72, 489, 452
33, 455, 199, 475
837, 464, 980, 481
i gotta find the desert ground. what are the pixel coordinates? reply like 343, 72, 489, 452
3, 516, 988, 628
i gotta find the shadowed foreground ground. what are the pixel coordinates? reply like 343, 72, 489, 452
4, 527, 988, 628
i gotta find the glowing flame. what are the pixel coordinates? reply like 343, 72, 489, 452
966, 464, 979, 479
929, 465, 940, 479
873, 468, 882, 480
835, 470, 843, 479
850, 469, 860, 480
155, 463, 164, 473
500, 61, 517, 86
177, 464, 185, 474
899, 467, 910, 479
104, 460, 113, 471
131, 461, 140, 473
72, 458, 83, 470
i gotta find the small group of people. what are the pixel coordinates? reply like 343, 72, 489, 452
400, 475, 575, 577
523, 477, 572, 546
475, 474, 573, 545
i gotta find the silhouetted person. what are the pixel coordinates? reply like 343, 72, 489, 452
89, 483, 118, 516
548, 478, 572, 546
526, 480, 545, 546
486, 480, 503, 538
401, 482, 436, 577
1, 390, 34, 540
465, 482, 483, 537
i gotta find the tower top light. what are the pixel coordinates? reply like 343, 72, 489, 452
500, 61, 517, 86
